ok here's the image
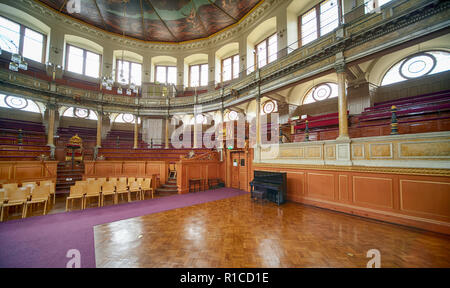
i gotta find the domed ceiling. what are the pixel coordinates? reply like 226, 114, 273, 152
36, 0, 263, 42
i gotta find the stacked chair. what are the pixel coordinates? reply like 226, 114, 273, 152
65, 176, 154, 211
0, 180, 55, 221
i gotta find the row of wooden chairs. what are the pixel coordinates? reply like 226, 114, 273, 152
0, 182, 53, 221
66, 177, 153, 211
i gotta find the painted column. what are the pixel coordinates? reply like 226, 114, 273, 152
254, 81, 261, 162
165, 116, 169, 149
134, 115, 138, 149
47, 105, 55, 146
96, 112, 102, 148
336, 63, 349, 140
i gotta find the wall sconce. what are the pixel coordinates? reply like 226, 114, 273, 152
277, 28, 286, 38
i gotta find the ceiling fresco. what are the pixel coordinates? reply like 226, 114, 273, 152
36, 0, 262, 42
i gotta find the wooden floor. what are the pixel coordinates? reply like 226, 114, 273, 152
94, 194, 450, 268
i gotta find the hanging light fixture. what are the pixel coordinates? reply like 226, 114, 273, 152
1, 35, 27, 72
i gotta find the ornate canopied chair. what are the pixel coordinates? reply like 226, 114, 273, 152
65, 134, 83, 164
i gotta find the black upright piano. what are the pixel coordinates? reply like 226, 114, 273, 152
249, 170, 287, 205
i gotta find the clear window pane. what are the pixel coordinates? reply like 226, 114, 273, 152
0, 16, 20, 53
85, 51, 100, 78
268, 34, 277, 63
167, 67, 177, 85
117, 60, 130, 84
67, 46, 84, 74
222, 57, 232, 82
233, 55, 239, 79
320, 0, 339, 36
190, 65, 199, 87
23, 28, 44, 62
302, 8, 317, 46
156, 66, 167, 83
201, 64, 208, 86
131, 63, 142, 86
257, 41, 267, 68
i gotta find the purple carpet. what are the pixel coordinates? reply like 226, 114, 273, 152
0, 188, 246, 268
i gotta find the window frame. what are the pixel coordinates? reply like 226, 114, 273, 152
298, 0, 342, 47
255, 33, 277, 69
155, 65, 177, 84
221, 54, 239, 83
188, 63, 208, 87
0, 15, 47, 63
116, 59, 142, 85
65, 44, 102, 78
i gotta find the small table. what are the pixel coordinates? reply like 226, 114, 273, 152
208, 178, 221, 190
189, 178, 203, 193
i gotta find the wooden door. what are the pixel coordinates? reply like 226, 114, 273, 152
238, 153, 248, 191
231, 152, 240, 189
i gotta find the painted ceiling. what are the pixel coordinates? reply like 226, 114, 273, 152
36, 0, 262, 42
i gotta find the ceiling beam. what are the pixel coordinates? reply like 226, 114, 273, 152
206, 0, 238, 22
145, 0, 178, 42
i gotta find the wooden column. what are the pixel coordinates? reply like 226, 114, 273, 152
96, 112, 102, 147
336, 63, 349, 140
165, 116, 169, 149
134, 115, 138, 149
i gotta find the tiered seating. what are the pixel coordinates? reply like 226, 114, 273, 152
291, 112, 342, 142
0, 118, 49, 160
98, 148, 211, 161
352, 90, 450, 137
102, 129, 148, 148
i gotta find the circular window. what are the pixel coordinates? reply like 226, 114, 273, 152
312, 83, 332, 101
195, 114, 205, 124
122, 113, 135, 123
263, 100, 275, 114
74, 108, 89, 118
228, 110, 238, 121
5, 96, 28, 109
400, 53, 436, 79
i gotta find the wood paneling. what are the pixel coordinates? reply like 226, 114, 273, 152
400, 179, 450, 221
353, 176, 394, 209
307, 173, 335, 201
177, 158, 224, 194
252, 163, 450, 234
0, 161, 57, 184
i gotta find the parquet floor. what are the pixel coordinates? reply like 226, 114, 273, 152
94, 194, 450, 268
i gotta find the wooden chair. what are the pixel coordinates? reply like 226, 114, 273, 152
66, 185, 85, 211
127, 177, 136, 185
141, 178, 154, 199
22, 182, 37, 195
2, 183, 18, 193
1, 186, 29, 221
97, 178, 107, 185
169, 163, 176, 179
115, 181, 130, 203
101, 182, 116, 206
128, 181, 141, 201
136, 178, 144, 186
24, 185, 50, 217
0, 189, 6, 216
118, 177, 127, 184
39, 180, 56, 204
84, 182, 101, 209
108, 178, 118, 185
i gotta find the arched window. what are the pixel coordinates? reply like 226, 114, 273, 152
302, 82, 338, 104
62, 107, 98, 120
114, 113, 141, 124
0, 94, 41, 113
381, 51, 450, 86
